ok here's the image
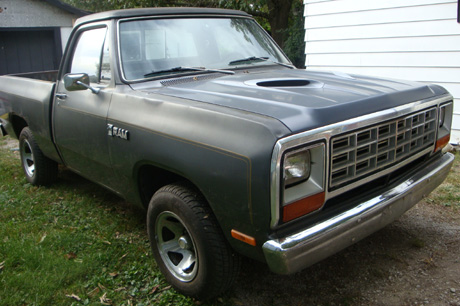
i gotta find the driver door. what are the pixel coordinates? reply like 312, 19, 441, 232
53, 25, 116, 189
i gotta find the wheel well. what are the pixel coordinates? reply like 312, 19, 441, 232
11, 115, 28, 138
138, 165, 194, 209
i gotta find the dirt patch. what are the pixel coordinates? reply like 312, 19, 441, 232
0, 136, 19, 151
1, 136, 458, 305
231, 202, 460, 305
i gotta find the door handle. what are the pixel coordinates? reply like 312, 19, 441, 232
55, 93, 67, 100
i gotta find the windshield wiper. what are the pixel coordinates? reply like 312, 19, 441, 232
144, 66, 235, 78
229, 56, 295, 69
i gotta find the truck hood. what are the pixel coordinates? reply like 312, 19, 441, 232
134, 68, 447, 133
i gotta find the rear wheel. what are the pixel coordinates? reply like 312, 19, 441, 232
19, 127, 58, 185
147, 183, 240, 300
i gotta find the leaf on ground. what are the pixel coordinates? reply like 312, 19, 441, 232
88, 287, 100, 297
0, 261, 5, 271
159, 285, 172, 292
38, 233, 47, 244
422, 257, 435, 266
109, 272, 119, 278
115, 287, 126, 292
64, 252, 77, 260
149, 285, 160, 295
66, 294, 82, 302
100, 292, 112, 305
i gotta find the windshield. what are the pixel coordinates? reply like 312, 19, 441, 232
118, 17, 291, 81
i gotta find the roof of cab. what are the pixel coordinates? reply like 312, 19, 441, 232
74, 7, 251, 27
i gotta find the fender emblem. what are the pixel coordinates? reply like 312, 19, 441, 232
107, 124, 129, 140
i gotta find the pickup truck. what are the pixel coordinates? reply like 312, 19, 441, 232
0, 7, 455, 300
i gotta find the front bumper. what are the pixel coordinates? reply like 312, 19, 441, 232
263, 152, 454, 275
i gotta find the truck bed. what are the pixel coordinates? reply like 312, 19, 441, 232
8, 70, 58, 82
0, 72, 60, 162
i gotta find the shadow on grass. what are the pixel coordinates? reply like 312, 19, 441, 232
55, 166, 147, 225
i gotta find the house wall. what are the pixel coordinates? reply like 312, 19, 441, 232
0, 0, 77, 49
0, 0, 76, 27
304, 0, 460, 143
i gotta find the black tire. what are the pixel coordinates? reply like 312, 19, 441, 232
19, 127, 58, 186
147, 183, 241, 300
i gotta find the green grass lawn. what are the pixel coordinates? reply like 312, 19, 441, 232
426, 149, 460, 210
0, 137, 204, 306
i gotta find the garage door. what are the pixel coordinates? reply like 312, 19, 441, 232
0, 28, 62, 75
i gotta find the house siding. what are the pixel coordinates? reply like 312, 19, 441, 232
0, 0, 79, 56
304, 0, 460, 143
0, 0, 77, 27
0, 0, 84, 75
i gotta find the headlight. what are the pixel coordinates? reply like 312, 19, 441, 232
281, 143, 326, 222
438, 105, 446, 128
435, 102, 453, 152
284, 149, 311, 187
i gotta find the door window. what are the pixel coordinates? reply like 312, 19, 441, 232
70, 27, 110, 84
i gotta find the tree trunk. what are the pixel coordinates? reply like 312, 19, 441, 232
267, 0, 294, 49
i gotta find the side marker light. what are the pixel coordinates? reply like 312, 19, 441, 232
231, 229, 256, 246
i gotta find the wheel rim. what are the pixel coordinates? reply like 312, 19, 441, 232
20, 139, 35, 178
155, 211, 198, 282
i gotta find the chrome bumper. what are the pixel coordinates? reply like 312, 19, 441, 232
0, 122, 5, 137
263, 153, 454, 275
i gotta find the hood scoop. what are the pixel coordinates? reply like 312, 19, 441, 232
245, 78, 324, 88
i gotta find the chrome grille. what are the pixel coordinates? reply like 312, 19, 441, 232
330, 107, 437, 188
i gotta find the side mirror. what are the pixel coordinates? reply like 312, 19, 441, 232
64, 73, 90, 91
64, 73, 100, 94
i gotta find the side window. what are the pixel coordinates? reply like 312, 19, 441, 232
70, 27, 109, 84
100, 38, 111, 84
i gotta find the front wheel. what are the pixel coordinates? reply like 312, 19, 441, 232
19, 127, 58, 185
147, 183, 240, 300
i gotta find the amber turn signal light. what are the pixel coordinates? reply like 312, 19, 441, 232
283, 192, 325, 223
435, 134, 450, 152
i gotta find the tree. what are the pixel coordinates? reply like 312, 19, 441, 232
282, 0, 306, 68
266, 0, 293, 49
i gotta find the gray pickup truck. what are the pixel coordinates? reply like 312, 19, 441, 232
0, 7, 455, 300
